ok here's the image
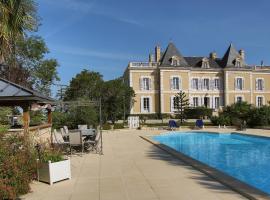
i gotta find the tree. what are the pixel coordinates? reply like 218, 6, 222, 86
0, 0, 38, 62
64, 70, 103, 101
0, 35, 59, 95
102, 78, 134, 124
174, 91, 189, 124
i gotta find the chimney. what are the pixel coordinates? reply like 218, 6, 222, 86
209, 52, 217, 59
155, 45, 161, 62
239, 49, 245, 60
149, 54, 154, 62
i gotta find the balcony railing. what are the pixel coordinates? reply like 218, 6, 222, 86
129, 62, 158, 68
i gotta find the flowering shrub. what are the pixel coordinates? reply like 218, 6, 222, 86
0, 134, 36, 199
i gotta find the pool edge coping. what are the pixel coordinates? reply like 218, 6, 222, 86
140, 134, 270, 200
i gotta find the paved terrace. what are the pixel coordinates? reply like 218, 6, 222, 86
20, 128, 266, 200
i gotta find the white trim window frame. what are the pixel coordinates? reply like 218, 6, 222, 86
202, 78, 210, 90
170, 76, 181, 91
140, 96, 152, 113
255, 78, 264, 91
213, 96, 220, 110
235, 95, 244, 103
170, 96, 178, 112
235, 77, 244, 91
256, 95, 264, 107
191, 77, 199, 90
213, 78, 220, 90
192, 96, 199, 108
140, 76, 151, 91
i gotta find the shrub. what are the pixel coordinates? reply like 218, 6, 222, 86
113, 123, 124, 129
0, 134, 36, 199
102, 123, 111, 130
184, 107, 213, 119
210, 115, 231, 126
30, 111, 45, 126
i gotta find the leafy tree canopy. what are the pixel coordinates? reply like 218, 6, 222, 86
64, 70, 103, 101
102, 78, 134, 124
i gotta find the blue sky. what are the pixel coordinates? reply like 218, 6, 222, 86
37, 0, 270, 90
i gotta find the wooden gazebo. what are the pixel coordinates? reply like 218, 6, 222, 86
0, 78, 55, 133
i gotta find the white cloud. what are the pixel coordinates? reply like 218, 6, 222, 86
51, 44, 143, 61
40, 0, 142, 26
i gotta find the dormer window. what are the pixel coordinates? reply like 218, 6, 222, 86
235, 58, 242, 67
171, 56, 180, 66
202, 58, 210, 68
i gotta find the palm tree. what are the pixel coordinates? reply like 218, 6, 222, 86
0, 0, 37, 63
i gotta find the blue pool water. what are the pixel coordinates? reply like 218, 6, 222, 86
153, 132, 270, 194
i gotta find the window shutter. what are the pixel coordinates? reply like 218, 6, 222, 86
220, 79, 223, 90
170, 96, 173, 112
199, 79, 202, 90
140, 97, 144, 112
179, 77, 182, 90
149, 78, 152, 90
262, 80, 265, 90
242, 79, 244, 90
149, 96, 152, 113
255, 79, 258, 90
170, 77, 173, 90
234, 78, 237, 90
191, 79, 194, 90
140, 78, 143, 90
210, 79, 214, 90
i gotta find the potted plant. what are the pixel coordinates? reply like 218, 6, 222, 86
37, 148, 71, 185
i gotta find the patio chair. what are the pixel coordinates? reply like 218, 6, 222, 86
195, 119, 204, 129
85, 130, 101, 153
52, 129, 69, 150
60, 128, 69, 141
78, 124, 88, 130
69, 131, 84, 155
168, 120, 177, 130
63, 125, 69, 134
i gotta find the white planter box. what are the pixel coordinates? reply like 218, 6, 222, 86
37, 158, 71, 185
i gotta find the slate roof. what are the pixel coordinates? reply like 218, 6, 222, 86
221, 43, 244, 67
158, 42, 250, 69
184, 57, 221, 68
160, 42, 188, 66
0, 78, 55, 105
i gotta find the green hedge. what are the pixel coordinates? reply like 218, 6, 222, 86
184, 107, 213, 119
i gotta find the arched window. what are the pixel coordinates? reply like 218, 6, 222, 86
171, 56, 180, 66
235, 58, 242, 67
201, 58, 210, 68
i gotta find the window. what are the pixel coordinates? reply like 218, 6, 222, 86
172, 96, 179, 111
236, 96, 243, 103
171, 56, 180, 66
214, 97, 220, 109
214, 78, 220, 90
235, 61, 241, 67
203, 78, 210, 90
235, 58, 242, 67
143, 97, 150, 112
257, 96, 264, 107
202, 58, 210, 68
235, 78, 243, 90
192, 78, 199, 90
171, 77, 180, 90
172, 59, 178, 66
141, 77, 150, 90
256, 79, 264, 91
193, 97, 199, 107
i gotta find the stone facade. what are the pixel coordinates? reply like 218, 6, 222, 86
123, 43, 270, 115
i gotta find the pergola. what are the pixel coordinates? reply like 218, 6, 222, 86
0, 78, 55, 133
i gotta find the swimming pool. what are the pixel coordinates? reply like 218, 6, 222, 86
153, 132, 270, 195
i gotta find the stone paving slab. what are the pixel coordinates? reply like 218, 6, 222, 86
20, 129, 253, 200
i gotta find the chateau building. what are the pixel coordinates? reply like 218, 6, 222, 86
123, 42, 270, 115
